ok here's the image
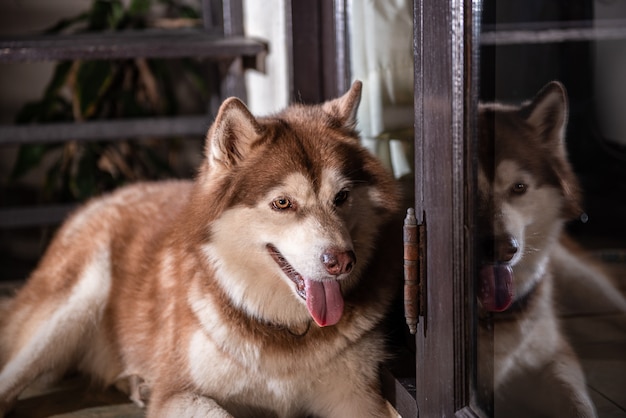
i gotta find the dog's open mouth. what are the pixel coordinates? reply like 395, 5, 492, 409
478, 264, 514, 312
266, 244, 344, 327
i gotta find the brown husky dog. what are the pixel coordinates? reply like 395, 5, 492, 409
0, 82, 402, 417
477, 82, 602, 417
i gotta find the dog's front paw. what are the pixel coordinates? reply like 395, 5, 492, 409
115, 374, 151, 408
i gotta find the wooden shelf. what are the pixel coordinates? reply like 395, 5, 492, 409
0, 116, 210, 145
0, 205, 76, 229
481, 19, 626, 45
0, 29, 267, 62
0, 1, 263, 229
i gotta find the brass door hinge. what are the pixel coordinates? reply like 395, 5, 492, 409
403, 208, 425, 334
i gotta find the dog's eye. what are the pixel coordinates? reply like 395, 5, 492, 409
272, 197, 293, 211
511, 183, 527, 194
333, 190, 350, 206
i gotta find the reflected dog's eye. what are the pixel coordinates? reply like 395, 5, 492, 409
333, 190, 350, 206
272, 197, 293, 211
511, 183, 527, 195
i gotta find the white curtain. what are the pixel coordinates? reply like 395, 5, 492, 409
349, 0, 414, 178
243, 0, 415, 177
243, 0, 290, 116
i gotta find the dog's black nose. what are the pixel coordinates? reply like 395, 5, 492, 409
321, 249, 356, 276
496, 236, 519, 262
482, 235, 519, 263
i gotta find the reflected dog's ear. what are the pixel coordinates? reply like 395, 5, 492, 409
322, 80, 363, 132
522, 81, 568, 148
205, 97, 264, 170
523, 81, 582, 219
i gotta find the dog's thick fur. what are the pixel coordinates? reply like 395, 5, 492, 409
0, 82, 402, 417
476, 82, 607, 418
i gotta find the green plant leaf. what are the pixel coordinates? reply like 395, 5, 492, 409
15, 96, 73, 124
43, 61, 73, 99
10, 144, 57, 180
148, 60, 178, 114
44, 12, 89, 34
46, 97, 74, 122
178, 5, 201, 19
181, 59, 211, 99
108, 1, 127, 28
88, 0, 121, 30
76, 61, 115, 118
74, 146, 98, 200
14, 102, 45, 124
43, 158, 63, 201
129, 0, 152, 16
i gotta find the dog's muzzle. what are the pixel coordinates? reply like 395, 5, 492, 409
266, 244, 347, 327
478, 235, 518, 312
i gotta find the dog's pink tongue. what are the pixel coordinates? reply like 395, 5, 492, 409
478, 264, 514, 312
304, 279, 344, 327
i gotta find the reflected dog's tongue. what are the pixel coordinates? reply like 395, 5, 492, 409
304, 279, 344, 327
478, 264, 514, 312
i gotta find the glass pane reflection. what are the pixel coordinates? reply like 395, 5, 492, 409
477, 1, 626, 417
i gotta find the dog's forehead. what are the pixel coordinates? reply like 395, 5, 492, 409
229, 122, 372, 209
262, 116, 370, 183
478, 106, 548, 181
493, 160, 532, 190
478, 158, 533, 198
266, 168, 349, 199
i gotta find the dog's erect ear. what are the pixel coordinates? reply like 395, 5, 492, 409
524, 82, 582, 218
522, 81, 568, 146
205, 97, 263, 169
322, 80, 363, 131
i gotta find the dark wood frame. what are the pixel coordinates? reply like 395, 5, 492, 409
287, 0, 350, 103
412, 0, 482, 416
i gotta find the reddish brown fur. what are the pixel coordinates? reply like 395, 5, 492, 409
0, 82, 402, 417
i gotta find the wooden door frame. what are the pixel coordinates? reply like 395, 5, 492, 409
286, 0, 350, 103
413, 0, 482, 416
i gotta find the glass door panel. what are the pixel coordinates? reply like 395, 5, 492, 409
476, 1, 626, 416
